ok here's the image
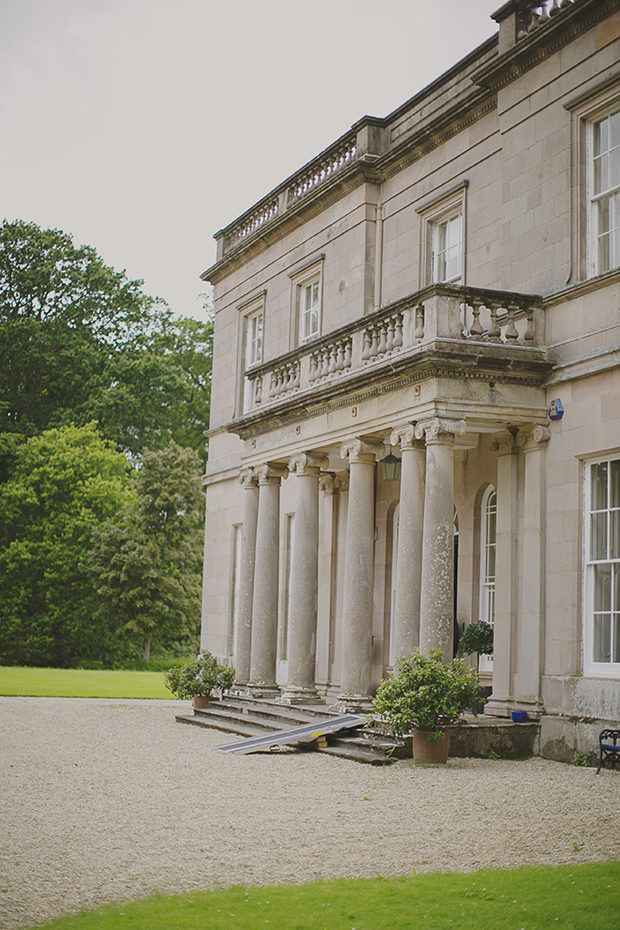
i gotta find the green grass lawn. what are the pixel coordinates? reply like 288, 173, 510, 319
0, 666, 178, 699
29, 863, 620, 930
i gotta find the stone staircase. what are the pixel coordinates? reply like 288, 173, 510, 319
175, 693, 404, 765
175, 693, 542, 764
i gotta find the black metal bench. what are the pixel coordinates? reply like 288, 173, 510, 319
596, 729, 620, 774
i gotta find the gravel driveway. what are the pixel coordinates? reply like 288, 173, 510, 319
1, 696, 619, 930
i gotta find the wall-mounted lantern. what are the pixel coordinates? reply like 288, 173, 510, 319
379, 453, 401, 482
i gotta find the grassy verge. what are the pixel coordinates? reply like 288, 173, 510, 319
0, 666, 179, 699
30, 863, 620, 930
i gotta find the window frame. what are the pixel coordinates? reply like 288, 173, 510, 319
236, 290, 266, 416
588, 108, 620, 278
288, 255, 324, 348
415, 180, 468, 288
584, 453, 620, 679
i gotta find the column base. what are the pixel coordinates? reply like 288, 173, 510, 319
277, 685, 323, 705
246, 683, 281, 699
332, 693, 374, 714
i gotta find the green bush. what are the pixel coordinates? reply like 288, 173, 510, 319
369, 649, 480, 739
164, 651, 235, 699
460, 620, 494, 656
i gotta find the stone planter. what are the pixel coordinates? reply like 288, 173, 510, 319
192, 695, 212, 709
412, 730, 451, 764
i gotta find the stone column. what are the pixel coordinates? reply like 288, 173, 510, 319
390, 424, 426, 660
338, 438, 384, 709
315, 473, 341, 694
485, 430, 519, 717
515, 424, 550, 718
234, 467, 259, 686
279, 452, 329, 704
248, 463, 287, 695
415, 417, 466, 660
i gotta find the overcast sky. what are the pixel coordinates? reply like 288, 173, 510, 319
1, 0, 498, 320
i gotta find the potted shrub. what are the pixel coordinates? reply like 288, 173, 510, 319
459, 620, 494, 711
369, 649, 480, 763
164, 651, 235, 707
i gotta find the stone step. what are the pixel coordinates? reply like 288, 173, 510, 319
175, 696, 404, 764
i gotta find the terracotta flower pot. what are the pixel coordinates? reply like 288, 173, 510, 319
412, 730, 451, 764
192, 694, 212, 709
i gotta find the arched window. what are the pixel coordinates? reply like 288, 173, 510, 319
479, 486, 496, 672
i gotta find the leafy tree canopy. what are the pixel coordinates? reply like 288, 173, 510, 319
0, 423, 134, 667
87, 441, 205, 663
0, 220, 213, 474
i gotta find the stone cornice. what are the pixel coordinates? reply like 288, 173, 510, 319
473, 0, 620, 92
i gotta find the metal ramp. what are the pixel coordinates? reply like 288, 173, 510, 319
215, 713, 366, 755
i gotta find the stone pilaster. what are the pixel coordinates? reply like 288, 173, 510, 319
389, 424, 426, 660
234, 467, 259, 686
485, 430, 519, 718
515, 424, 550, 719
248, 463, 288, 695
415, 417, 466, 661
279, 452, 329, 704
337, 438, 384, 710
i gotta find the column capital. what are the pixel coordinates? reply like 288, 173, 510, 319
414, 417, 466, 444
340, 437, 384, 463
517, 424, 551, 452
288, 452, 329, 475
254, 462, 289, 485
490, 430, 519, 457
390, 423, 425, 451
319, 472, 337, 495
238, 467, 259, 488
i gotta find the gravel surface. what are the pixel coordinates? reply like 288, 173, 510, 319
1, 696, 619, 929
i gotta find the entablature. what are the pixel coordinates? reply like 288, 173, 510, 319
225, 283, 552, 441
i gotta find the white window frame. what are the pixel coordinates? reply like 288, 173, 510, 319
288, 255, 324, 348
237, 292, 266, 415
415, 180, 468, 288
588, 108, 620, 277
584, 454, 620, 679
478, 485, 496, 673
432, 209, 463, 284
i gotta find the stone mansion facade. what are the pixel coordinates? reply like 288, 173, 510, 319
201, 0, 620, 759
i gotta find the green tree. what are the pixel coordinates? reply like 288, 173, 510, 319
0, 423, 134, 666
0, 220, 213, 470
88, 441, 204, 663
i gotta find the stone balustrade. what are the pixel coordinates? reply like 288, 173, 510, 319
286, 136, 357, 207
517, 0, 573, 41
242, 285, 545, 415
221, 133, 358, 258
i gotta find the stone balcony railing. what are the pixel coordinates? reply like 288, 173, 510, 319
220, 132, 357, 259
517, 0, 574, 40
242, 285, 545, 415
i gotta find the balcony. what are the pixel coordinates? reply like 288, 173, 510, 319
238, 284, 549, 426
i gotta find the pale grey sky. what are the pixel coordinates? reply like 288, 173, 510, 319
0, 0, 498, 320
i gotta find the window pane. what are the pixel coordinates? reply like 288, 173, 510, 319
594, 614, 611, 662
486, 544, 496, 582
598, 196, 611, 233
594, 118, 608, 157
611, 509, 620, 559
614, 614, 620, 664
611, 111, 620, 149
611, 459, 620, 508
594, 563, 612, 611
591, 512, 607, 560
612, 146, 620, 189
591, 461, 608, 510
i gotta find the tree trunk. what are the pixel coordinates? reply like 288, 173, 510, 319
141, 634, 152, 664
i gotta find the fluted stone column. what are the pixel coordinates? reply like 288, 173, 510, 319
338, 438, 384, 709
234, 467, 259, 686
249, 463, 287, 695
416, 417, 466, 661
279, 452, 329, 704
515, 424, 550, 718
485, 430, 519, 718
390, 424, 426, 660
